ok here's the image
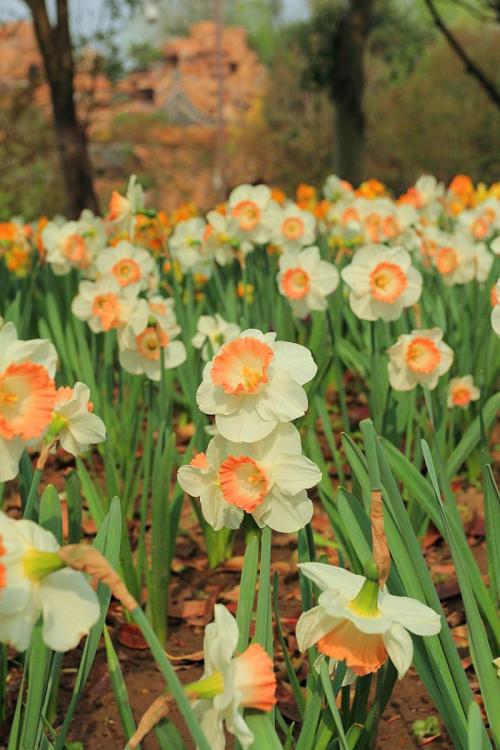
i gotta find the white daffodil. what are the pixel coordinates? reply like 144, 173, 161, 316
118, 298, 186, 381
177, 424, 321, 532
296, 563, 441, 679
447, 375, 480, 409
189, 605, 276, 750
323, 174, 354, 202
433, 235, 475, 286
227, 183, 274, 245
41, 220, 97, 276
472, 242, 494, 282
0, 322, 57, 482
341, 245, 422, 322
196, 329, 317, 442
413, 175, 445, 206
387, 328, 453, 391
49, 382, 106, 455
71, 276, 149, 334
191, 315, 241, 361
204, 211, 252, 266
169, 217, 207, 272
95, 241, 155, 291
277, 245, 339, 318
266, 202, 316, 252
0, 511, 100, 652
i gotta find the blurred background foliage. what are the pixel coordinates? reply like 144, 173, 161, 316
0, 0, 499, 219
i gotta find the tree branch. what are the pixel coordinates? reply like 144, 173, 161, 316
423, 0, 500, 108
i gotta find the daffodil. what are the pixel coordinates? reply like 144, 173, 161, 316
0, 322, 57, 482
296, 563, 441, 679
0, 511, 100, 652
277, 245, 339, 318
447, 376, 480, 409
189, 605, 276, 750
191, 314, 241, 361
178, 423, 321, 532
341, 245, 422, 321
196, 329, 317, 442
387, 328, 453, 391
49, 382, 106, 455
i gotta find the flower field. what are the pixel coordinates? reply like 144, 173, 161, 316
0, 172, 499, 750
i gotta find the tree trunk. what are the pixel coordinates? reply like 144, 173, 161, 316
25, 0, 99, 217
330, 0, 374, 185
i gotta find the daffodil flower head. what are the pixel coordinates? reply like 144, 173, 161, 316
0, 511, 100, 652
196, 329, 317, 442
296, 562, 441, 679
189, 605, 276, 750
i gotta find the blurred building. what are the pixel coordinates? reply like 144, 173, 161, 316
0, 19, 267, 209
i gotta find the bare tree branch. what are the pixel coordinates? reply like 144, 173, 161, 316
424, 0, 500, 108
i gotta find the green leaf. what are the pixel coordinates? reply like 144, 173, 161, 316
236, 534, 259, 652
103, 627, 137, 743
446, 392, 500, 477
39, 485, 63, 543
246, 713, 283, 750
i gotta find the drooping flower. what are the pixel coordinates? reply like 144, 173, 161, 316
177, 424, 321, 532
189, 604, 276, 750
387, 328, 453, 391
0, 322, 57, 481
341, 245, 422, 321
118, 296, 186, 380
191, 315, 241, 361
296, 563, 441, 679
277, 245, 339, 318
71, 276, 148, 334
196, 329, 317, 442
107, 175, 144, 227
0, 511, 100, 652
49, 383, 106, 455
447, 376, 480, 409
95, 241, 155, 290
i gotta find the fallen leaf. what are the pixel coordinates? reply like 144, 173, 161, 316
116, 623, 149, 650
166, 650, 204, 662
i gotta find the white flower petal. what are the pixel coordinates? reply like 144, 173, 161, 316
295, 605, 339, 652
41, 568, 100, 651
384, 622, 414, 679
379, 591, 442, 635
272, 454, 321, 494
298, 563, 365, 598
254, 488, 313, 532
272, 341, 317, 384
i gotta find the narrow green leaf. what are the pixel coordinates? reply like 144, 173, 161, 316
236, 534, 259, 652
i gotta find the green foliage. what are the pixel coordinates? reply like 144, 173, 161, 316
366, 24, 500, 189
128, 42, 163, 71
0, 98, 65, 221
